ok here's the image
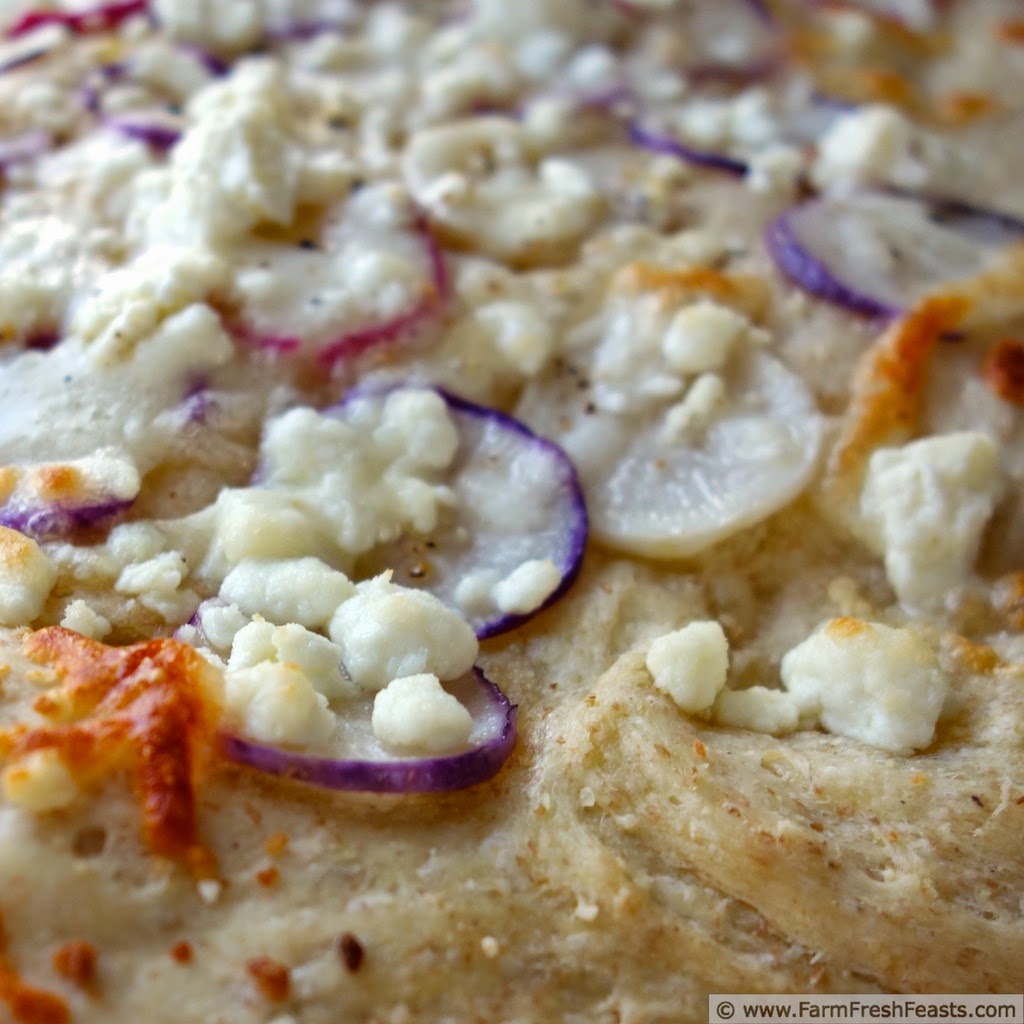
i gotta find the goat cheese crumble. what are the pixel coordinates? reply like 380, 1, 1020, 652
372, 673, 474, 754
860, 431, 1003, 612
781, 618, 949, 755
646, 621, 730, 715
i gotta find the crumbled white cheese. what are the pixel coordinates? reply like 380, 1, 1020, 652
152, 0, 266, 54
660, 373, 727, 442
492, 558, 562, 615
115, 550, 197, 622
228, 618, 354, 701
71, 246, 228, 365
812, 104, 914, 191
329, 573, 479, 692
203, 490, 325, 576
2, 749, 78, 812
587, 294, 685, 414
860, 431, 1003, 611
0, 210, 106, 343
252, 392, 458, 558
661, 300, 748, 375
223, 661, 336, 749
403, 116, 601, 263
781, 618, 949, 755
60, 599, 112, 640
220, 558, 356, 630
646, 621, 729, 715
138, 61, 302, 248
746, 144, 804, 198
106, 521, 168, 567
371, 673, 473, 753
0, 526, 57, 625
476, 300, 555, 376
713, 686, 802, 735
676, 88, 778, 152
197, 601, 250, 651
453, 568, 502, 617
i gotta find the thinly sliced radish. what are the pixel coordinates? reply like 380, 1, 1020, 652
628, 121, 749, 176
0, 495, 132, 536
517, 351, 822, 559
80, 60, 200, 152
229, 205, 449, 367
6, 0, 148, 38
766, 191, 1024, 318
222, 667, 516, 793
629, 89, 845, 177
0, 449, 138, 538
340, 387, 588, 639
103, 116, 180, 150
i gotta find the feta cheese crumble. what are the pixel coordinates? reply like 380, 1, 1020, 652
712, 687, 802, 736
60, 600, 112, 640
228, 619, 354, 702
492, 558, 562, 615
661, 300, 749, 376
645, 621, 729, 715
329, 573, 479, 692
223, 662, 336, 750
371, 673, 474, 754
220, 558, 356, 630
781, 617, 949, 755
860, 431, 1003, 611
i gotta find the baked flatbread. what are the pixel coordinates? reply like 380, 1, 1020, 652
0, 2, 1021, 1021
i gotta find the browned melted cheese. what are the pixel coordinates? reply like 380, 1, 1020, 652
0, 628, 221, 876
981, 338, 1024, 406
994, 19, 1024, 46
826, 294, 971, 500
615, 262, 772, 322
0, 912, 69, 1024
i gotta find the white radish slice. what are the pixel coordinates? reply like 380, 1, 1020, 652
228, 196, 448, 366
517, 351, 822, 559
766, 192, 1024, 318
340, 387, 588, 639
222, 667, 517, 794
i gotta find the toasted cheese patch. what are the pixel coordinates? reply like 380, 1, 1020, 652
0, 527, 57, 626
614, 262, 771, 323
981, 339, 1024, 407
826, 294, 970, 502
0, 628, 222, 874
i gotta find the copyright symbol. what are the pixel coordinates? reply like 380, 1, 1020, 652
719, 1001, 736, 1020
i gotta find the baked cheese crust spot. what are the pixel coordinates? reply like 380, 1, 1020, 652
1, 628, 220, 875
826, 294, 970, 501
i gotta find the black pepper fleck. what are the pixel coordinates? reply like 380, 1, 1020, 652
338, 933, 364, 973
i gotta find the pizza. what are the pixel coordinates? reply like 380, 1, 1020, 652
0, 0, 1021, 1021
